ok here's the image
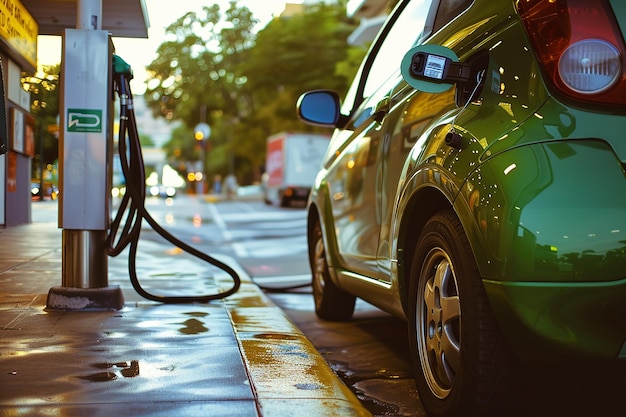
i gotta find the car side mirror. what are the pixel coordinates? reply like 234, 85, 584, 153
297, 90, 341, 127
401, 44, 471, 93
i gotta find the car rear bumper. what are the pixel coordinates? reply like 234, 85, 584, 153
484, 278, 626, 362
461, 138, 626, 361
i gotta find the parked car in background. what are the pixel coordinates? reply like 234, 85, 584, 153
31, 181, 59, 201
297, 0, 626, 416
148, 184, 177, 198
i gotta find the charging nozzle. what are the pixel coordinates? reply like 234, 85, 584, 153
113, 54, 133, 79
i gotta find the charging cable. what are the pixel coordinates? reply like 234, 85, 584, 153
106, 55, 241, 303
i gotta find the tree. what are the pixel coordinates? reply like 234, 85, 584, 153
139, 133, 154, 147
244, 2, 357, 96
234, 2, 362, 183
241, 4, 361, 130
143, 1, 257, 184
144, 3, 256, 125
21, 65, 60, 181
144, 1, 364, 186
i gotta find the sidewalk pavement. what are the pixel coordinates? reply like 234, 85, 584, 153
0, 211, 372, 416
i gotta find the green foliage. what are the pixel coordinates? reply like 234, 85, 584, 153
21, 65, 60, 177
139, 134, 154, 147
144, 2, 256, 125
163, 124, 200, 164
144, 1, 258, 183
239, 1, 361, 164
244, 3, 356, 95
335, 45, 368, 87
144, 1, 363, 185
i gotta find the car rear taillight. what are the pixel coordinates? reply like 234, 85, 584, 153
517, 0, 626, 107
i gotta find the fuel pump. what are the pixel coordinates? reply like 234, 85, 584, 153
47, 28, 121, 310
47, 27, 240, 310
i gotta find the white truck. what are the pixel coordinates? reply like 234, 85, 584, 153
263, 132, 330, 207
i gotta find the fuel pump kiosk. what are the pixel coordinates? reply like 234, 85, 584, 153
45, 0, 242, 308
46, 27, 241, 309
46, 29, 123, 310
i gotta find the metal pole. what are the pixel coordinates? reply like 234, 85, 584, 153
62, 0, 107, 287
77, 0, 102, 30
38, 123, 44, 201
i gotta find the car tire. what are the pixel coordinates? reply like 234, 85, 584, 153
408, 210, 519, 417
310, 221, 356, 321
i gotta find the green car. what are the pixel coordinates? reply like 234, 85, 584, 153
297, 0, 626, 415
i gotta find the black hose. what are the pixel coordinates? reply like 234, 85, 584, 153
105, 70, 241, 303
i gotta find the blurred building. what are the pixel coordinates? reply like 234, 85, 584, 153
132, 95, 177, 150
346, 0, 389, 46
279, 0, 340, 18
347, 0, 389, 17
275, 0, 387, 47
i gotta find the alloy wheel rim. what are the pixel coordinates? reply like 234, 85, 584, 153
313, 237, 326, 308
417, 247, 461, 399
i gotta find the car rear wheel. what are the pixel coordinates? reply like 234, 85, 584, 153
408, 210, 518, 417
310, 221, 356, 321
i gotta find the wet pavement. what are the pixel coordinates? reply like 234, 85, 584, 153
0, 214, 371, 416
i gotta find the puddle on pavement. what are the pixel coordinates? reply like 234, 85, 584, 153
185, 312, 209, 318
178, 312, 210, 334
77, 371, 119, 382
178, 318, 208, 335
331, 360, 413, 417
352, 387, 400, 416
78, 360, 140, 382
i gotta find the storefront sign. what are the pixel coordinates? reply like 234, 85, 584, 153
0, 1, 38, 67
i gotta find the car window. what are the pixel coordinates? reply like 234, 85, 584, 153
341, 0, 437, 117
362, 0, 436, 100
433, 0, 474, 33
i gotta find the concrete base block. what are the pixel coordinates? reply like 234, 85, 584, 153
46, 286, 124, 311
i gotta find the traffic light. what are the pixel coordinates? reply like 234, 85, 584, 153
194, 122, 211, 142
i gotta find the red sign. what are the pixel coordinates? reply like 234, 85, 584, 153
266, 136, 284, 187
7, 151, 16, 192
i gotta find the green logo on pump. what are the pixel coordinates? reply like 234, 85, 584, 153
67, 108, 102, 132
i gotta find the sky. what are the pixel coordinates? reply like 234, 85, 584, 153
37, 0, 303, 94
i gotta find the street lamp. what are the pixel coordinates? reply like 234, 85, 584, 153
194, 122, 211, 194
